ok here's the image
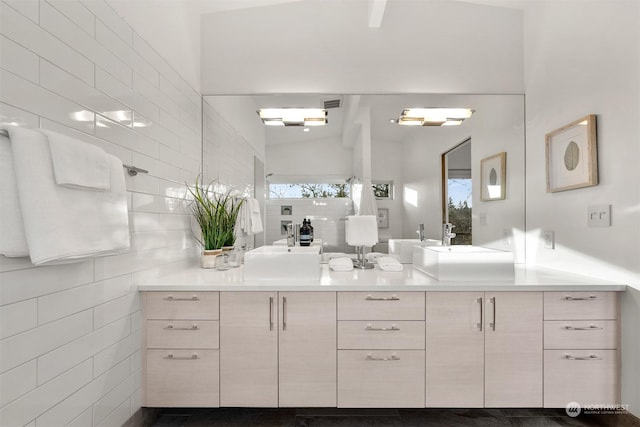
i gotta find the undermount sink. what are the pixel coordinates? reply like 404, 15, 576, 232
388, 238, 441, 263
413, 245, 515, 281
243, 245, 322, 281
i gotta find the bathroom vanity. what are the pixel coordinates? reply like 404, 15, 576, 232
138, 265, 624, 409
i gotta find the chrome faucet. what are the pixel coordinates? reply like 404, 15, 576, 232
442, 223, 456, 246
286, 224, 295, 247
417, 223, 426, 242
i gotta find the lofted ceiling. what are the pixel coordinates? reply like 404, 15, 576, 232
108, 0, 525, 93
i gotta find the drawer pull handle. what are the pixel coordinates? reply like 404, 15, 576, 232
365, 295, 399, 301
477, 297, 483, 331
565, 325, 603, 331
366, 353, 400, 361
164, 353, 199, 360
489, 297, 496, 331
564, 295, 599, 301
165, 323, 199, 330
164, 295, 199, 301
365, 324, 400, 331
565, 354, 603, 361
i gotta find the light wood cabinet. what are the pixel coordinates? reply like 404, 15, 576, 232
278, 292, 336, 407
219, 291, 336, 407
426, 292, 543, 408
337, 291, 425, 408
543, 291, 620, 408
219, 292, 278, 407
144, 292, 220, 408
426, 292, 484, 408
484, 292, 543, 407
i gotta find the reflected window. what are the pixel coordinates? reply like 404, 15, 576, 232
269, 183, 350, 199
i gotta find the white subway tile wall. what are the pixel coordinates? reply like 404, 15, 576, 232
0, 1, 247, 426
265, 198, 355, 253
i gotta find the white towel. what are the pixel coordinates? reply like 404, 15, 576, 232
329, 256, 354, 272
248, 198, 263, 234
376, 256, 403, 272
41, 129, 110, 191
346, 215, 378, 246
8, 127, 130, 265
0, 132, 29, 257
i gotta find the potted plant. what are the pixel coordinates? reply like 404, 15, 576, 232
187, 177, 245, 268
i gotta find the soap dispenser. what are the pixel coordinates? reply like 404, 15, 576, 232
307, 219, 314, 242
299, 219, 311, 246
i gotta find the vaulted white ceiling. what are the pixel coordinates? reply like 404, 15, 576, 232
108, 0, 525, 94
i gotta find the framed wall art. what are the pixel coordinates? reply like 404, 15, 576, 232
545, 114, 598, 192
480, 152, 506, 201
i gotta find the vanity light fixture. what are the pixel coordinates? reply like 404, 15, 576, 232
257, 108, 328, 127
396, 108, 474, 126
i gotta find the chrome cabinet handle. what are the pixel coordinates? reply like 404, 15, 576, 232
165, 323, 199, 330
477, 297, 483, 331
365, 294, 399, 301
565, 325, 603, 331
269, 296, 274, 331
282, 296, 287, 331
565, 354, 603, 361
366, 353, 400, 361
164, 353, 199, 360
564, 295, 599, 301
164, 295, 199, 301
365, 324, 400, 331
489, 297, 496, 331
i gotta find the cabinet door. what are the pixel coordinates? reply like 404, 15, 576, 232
279, 292, 336, 407
426, 292, 484, 407
485, 292, 543, 407
220, 292, 278, 407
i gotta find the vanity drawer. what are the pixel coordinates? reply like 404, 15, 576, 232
544, 292, 617, 320
338, 350, 425, 407
145, 291, 219, 320
544, 320, 617, 350
544, 349, 619, 408
146, 320, 219, 349
146, 349, 219, 407
338, 321, 425, 349
338, 292, 425, 320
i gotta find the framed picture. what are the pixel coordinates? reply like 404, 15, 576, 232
480, 152, 506, 201
545, 114, 598, 193
377, 208, 389, 228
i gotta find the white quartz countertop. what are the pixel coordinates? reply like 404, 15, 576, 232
137, 263, 627, 292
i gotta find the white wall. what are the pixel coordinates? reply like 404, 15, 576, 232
522, 0, 640, 415
0, 1, 249, 426
266, 136, 353, 179
200, 0, 524, 94
372, 138, 404, 241
401, 95, 526, 262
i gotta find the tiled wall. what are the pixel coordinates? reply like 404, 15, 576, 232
202, 98, 263, 250
0, 1, 203, 426
265, 198, 354, 253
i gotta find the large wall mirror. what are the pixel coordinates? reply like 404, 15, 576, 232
202, 94, 525, 262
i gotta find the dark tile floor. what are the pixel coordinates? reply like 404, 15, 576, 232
151, 408, 640, 427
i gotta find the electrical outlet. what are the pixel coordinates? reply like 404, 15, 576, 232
502, 229, 511, 245
479, 213, 487, 226
542, 230, 555, 249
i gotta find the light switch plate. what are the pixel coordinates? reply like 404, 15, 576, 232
587, 204, 611, 227
542, 230, 555, 249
